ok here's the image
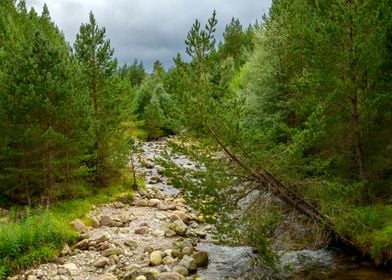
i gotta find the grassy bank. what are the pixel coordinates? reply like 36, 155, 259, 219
0, 176, 139, 279
307, 182, 392, 267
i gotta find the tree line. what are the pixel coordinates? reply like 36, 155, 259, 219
0, 1, 143, 206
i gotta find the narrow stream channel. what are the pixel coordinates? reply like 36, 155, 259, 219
139, 139, 392, 280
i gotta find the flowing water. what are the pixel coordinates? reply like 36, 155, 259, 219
140, 139, 392, 280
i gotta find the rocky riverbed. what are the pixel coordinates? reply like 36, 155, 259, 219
7, 139, 264, 280
8, 139, 392, 280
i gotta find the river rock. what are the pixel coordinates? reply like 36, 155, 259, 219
60, 244, 72, 256
156, 166, 165, 174
135, 199, 148, 207
163, 255, 175, 265
156, 272, 184, 280
90, 216, 101, 228
102, 248, 120, 257
157, 202, 170, 211
172, 265, 188, 276
192, 251, 209, 267
182, 246, 193, 256
100, 215, 113, 227
172, 211, 191, 223
148, 199, 160, 207
155, 212, 167, 220
124, 240, 138, 250
171, 249, 182, 259
99, 274, 117, 280
150, 251, 163, 266
142, 159, 155, 169
152, 229, 165, 237
96, 232, 111, 243
165, 229, 177, 237
144, 246, 154, 253
63, 263, 78, 275
173, 198, 186, 205
140, 267, 160, 279
74, 239, 90, 250
179, 255, 197, 272
170, 220, 187, 236
69, 219, 87, 233
93, 257, 110, 268
53, 276, 70, 280
135, 226, 149, 235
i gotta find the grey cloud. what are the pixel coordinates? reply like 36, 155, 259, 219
26, 0, 271, 71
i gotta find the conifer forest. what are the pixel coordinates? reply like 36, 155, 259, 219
0, 0, 391, 279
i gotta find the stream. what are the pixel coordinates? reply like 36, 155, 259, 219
139, 139, 392, 280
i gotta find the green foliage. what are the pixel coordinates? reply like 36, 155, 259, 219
118, 59, 146, 88
0, 212, 78, 277
160, 1, 392, 266
74, 11, 129, 185
0, 178, 134, 279
0, 2, 95, 205
133, 64, 177, 139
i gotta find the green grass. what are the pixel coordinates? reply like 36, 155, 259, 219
0, 175, 137, 279
311, 181, 392, 266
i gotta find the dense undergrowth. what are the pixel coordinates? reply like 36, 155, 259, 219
0, 175, 138, 279
315, 185, 392, 266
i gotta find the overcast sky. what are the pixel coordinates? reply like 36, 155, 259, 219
25, 0, 272, 71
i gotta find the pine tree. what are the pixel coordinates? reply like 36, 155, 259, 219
0, 3, 94, 205
74, 11, 126, 185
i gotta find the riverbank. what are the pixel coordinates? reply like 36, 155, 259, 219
3, 139, 392, 280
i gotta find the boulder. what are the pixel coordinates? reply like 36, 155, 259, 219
63, 263, 78, 275
60, 244, 72, 256
170, 249, 182, 259
124, 240, 138, 250
102, 248, 120, 257
142, 160, 155, 169
157, 202, 169, 211
148, 199, 160, 207
181, 246, 193, 256
172, 211, 190, 223
152, 229, 165, 237
179, 255, 197, 272
172, 265, 189, 276
162, 255, 175, 265
99, 274, 117, 280
164, 229, 177, 238
135, 199, 148, 207
150, 251, 163, 266
93, 257, 110, 268
156, 272, 184, 280
144, 246, 154, 253
69, 219, 87, 233
91, 216, 101, 228
96, 232, 111, 243
192, 251, 209, 267
100, 215, 113, 227
134, 226, 149, 235
155, 212, 167, 220
170, 220, 187, 236
139, 267, 160, 280
74, 239, 90, 250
